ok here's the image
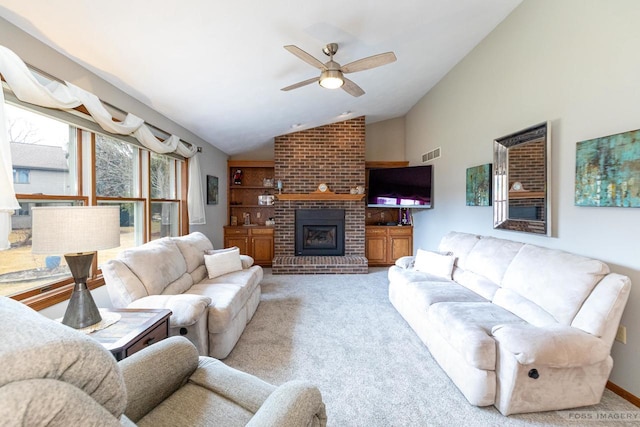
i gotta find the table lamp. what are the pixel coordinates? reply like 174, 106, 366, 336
31, 206, 120, 329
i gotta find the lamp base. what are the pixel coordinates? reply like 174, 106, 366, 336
61, 253, 102, 329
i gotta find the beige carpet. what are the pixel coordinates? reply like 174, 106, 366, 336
224, 268, 639, 426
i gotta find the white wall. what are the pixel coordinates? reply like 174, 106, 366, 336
405, 0, 640, 396
365, 117, 406, 161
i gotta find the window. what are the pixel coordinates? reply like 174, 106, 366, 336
96, 134, 138, 198
0, 199, 84, 297
6, 104, 77, 195
0, 101, 187, 303
150, 152, 180, 241
13, 168, 30, 183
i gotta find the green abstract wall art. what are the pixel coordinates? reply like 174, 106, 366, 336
575, 129, 640, 207
466, 164, 492, 206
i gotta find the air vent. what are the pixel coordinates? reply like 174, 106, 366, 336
422, 147, 441, 163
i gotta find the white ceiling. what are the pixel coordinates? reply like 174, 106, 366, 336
0, 0, 521, 155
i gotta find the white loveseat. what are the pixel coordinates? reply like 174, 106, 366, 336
103, 232, 263, 359
388, 231, 631, 415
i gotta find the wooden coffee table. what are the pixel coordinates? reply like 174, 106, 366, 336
89, 308, 172, 361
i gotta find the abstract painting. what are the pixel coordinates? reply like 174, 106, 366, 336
575, 129, 640, 207
207, 175, 218, 205
466, 164, 492, 206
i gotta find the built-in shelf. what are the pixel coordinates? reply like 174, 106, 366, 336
275, 191, 365, 201
508, 191, 545, 199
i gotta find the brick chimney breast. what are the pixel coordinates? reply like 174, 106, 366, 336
273, 117, 367, 274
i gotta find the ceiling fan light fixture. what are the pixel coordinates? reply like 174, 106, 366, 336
319, 69, 344, 89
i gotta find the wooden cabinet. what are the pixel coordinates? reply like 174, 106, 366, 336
365, 226, 413, 266
224, 226, 274, 267
225, 161, 275, 266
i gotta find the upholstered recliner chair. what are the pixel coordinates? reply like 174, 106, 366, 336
0, 297, 327, 426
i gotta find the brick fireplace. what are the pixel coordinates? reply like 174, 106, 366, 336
272, 116, 368, 274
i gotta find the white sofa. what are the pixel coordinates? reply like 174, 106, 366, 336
388, 231, 631, 415
103, 232, 263, 359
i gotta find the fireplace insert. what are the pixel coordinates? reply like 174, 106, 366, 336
295, 209, 345, 256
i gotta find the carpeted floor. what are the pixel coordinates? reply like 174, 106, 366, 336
224, 268, 639, 426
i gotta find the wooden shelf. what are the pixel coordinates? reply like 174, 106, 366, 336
509, 191, 545, 199
230, 186, 275, 190
275, 192, 365, 201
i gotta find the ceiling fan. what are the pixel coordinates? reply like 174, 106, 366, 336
281, 43, 396, 97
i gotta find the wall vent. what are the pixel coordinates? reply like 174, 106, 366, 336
422, 147, 441, 163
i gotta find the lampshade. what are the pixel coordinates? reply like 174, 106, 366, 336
319, 69, 344, 89
31, 206, 120, 254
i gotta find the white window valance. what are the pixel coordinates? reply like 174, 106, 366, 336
0, 45, 205, 249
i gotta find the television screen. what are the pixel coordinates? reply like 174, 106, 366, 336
367, 165, 432, 208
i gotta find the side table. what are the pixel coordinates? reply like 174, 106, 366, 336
89, 308, 172, 361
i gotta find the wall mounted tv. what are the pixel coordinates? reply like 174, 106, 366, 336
367, 165, 432, 208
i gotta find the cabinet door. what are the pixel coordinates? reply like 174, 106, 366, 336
390, 236, 412, 262
225, 236, 249, 255
251, 235, 274, 266
365, 236, 387, 266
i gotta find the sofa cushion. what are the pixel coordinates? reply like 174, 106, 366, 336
0, 297, 126, 418
204, 248, 243, 279
414, 249, 455, 279
102, 259, 149, 307
464, 237, 523, 286
127, 294, 212, 327
172, 232, 214, 274
453, 269, 501, 301
429, 302, 527, 370
161, 273, 194, 296
492, 288, 557, 326
437, 232, 480, 270
501, 244, 609, 325
572, 273, 631, 338
387, 266, 446, 287
401, 281, 487, 314
119, 238, 187, 296
187, 266, 263, 333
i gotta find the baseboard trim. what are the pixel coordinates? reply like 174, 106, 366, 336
607, 381, 640, 407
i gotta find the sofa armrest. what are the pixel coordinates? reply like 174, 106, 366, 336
240, 254, 255, 269
395, 256, 415, 269
247, 381, 327, 427
127, 294, 211, 327
119, 336, 199, 422
491, 323, 610, 367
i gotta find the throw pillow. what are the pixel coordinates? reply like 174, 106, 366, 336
413, 248, 455, 279
204, 247, 243, 279
205, 247, 254, 269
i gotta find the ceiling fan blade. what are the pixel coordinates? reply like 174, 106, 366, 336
281, 76, 320, 91
284, 45, 326, 70
341, 77, 365, 97
341, 52, 397, 74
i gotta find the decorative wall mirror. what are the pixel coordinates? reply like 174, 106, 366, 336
493, 122, 551, 235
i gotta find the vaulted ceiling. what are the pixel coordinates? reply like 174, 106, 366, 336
0, 0, 522, 155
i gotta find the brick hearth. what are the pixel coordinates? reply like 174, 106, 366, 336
272, 117, 367, 274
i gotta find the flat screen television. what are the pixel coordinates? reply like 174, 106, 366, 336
367, 165, 432, 208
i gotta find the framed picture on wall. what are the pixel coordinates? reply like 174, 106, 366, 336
207, 175, 219, 205
466, 163, 492, 206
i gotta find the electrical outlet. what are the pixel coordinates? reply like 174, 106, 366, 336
256, 212, 261, 219
616, 325, 627, 344
367, 212, 371, 218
